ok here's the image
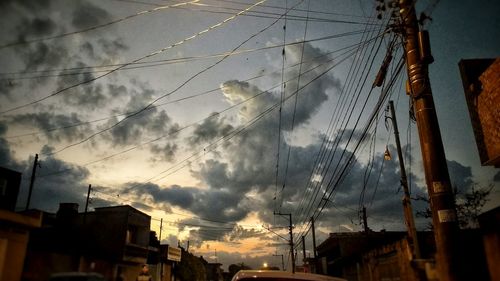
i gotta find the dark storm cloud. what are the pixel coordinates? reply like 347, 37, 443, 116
71, 1, 112, 29
101, 82, 180, 148
168, 42, 343, 229
16, 17, 57, 42
0, 0, 128, 111
196, 160, 229, 189
0, 133, 96, 212
104, 109, 179, 146
0, 0, 51, 11
189, 114, 234, 146
9, 111, 92, 143
150, 142, 178, 162
20, 42, 69, 71
121, 182, 249, 223
0, 122, 23, 170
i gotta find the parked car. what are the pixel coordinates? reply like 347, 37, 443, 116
231, 270, 347, 281
48, 272, 106, 281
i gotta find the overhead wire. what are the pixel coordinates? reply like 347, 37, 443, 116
310, 56, 406, 235
292, 17, 378, 223
115, 0, 380, 25
0, 0, 201, 50
0, 29, 374, 81
33, 0, 307, 157
114, 40, 365, 192
274, 0, 289, 212
36, 39, 364, 179
294, 10, 400, 234
293, 14, 396, 240
0, 0, 269, 115
293, 12, 383, 230
5, 32, 374, 141
278, 0, 310, 213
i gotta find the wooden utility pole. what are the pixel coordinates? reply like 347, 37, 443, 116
311, 216, 317, 259
301, 236, 306, 264
84, 184, 92, 223
399, 1, 462, 280
159, 218, 163, 241
275, 212, 295, 273
362, 206, 369, 232
389, 100, 421, 258
25, 154, 39, 210
274, 254, 285, 271
287, 214, 295, 273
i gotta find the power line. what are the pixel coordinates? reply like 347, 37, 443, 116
36, 46, 358, 179
293, 13, 384, 230
278, 0, 310, 213
5, 35, 370, 142
274, 0, 289, 212
0, 0, 268, 115
0, 29, 373, 80
115, 0, 380, 25
0, 0, 201, 50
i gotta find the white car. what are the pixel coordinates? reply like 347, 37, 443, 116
231, 270, 346, 281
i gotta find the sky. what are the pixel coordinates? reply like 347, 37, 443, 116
0, 0, 499, 270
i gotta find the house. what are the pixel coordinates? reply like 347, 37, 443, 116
22, 203, 158, 281
0, 166, 42, 281
478, 206, 500, 281
316, 231, 406, 279
316, 229, 490, 281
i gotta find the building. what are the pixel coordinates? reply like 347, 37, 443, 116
316, 231, 406, 279
478, 206, 500, 281
22, 204, 158, 281
0, 166, 22, 211
316, 229, 490, 281
0, 166, 43, 281
0, 209, 42, 281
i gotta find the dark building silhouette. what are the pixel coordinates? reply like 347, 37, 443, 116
0, 166, 42, 281
22, 204, 157, 281
0, 166, 22, 211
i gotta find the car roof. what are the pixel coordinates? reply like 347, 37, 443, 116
232, 270, 346, 281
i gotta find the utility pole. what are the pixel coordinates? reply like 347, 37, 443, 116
274, 254, 285, 271
311, 216, 317, 259
362, 206, 369, 233
84, 184, 92, 223
398, 1, 462, 280
301, 236, 306, 265
389, 100, 421, 258
275, 212, 295, 273
159, 218, 163, 241
25, 154, 39, 210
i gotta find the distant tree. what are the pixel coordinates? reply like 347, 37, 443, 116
416, 184, 493, 229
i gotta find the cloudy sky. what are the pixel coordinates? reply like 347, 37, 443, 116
1, 0, 499, 270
